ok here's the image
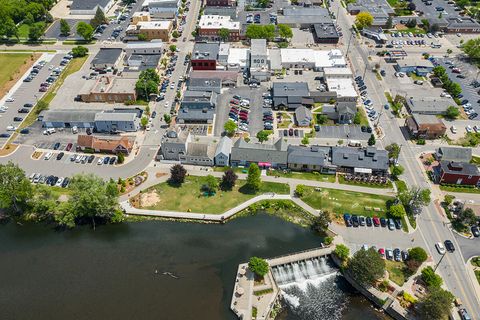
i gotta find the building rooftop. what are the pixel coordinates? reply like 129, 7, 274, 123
287, 145, 329, 166
332, 147, 389, 171
136, 20, 173, 29
407, 97, 453, 114
94, 112, 137, 122
125, 41, 164, 50
440, 160, 480, 176
251, 39, 267, 56
188, 77, 222, 91
79, 76, 136, 95
199, 15, 240, 30
41, 110, 98, 123
313, 22, 340, 39
411, 114, 444, 125
231, 138, 288, 164
227, 48, 249, 68
186, 142, 216, 158
279, 49, 346, 69
177, 108, 215, 120
71, 0, 111, 10
446, 17, 480, 30
325, 78, 357, 98
92, 48, 123, 66
193, 42, 220, 60
295, 106, 313, 123
396, 57, 434, 68
215, 136, 233, 157
437, 147, 472, 163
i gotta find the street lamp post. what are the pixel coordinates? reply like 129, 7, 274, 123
433, 252, 447, 273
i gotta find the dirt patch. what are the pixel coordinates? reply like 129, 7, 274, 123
0, 144, 18, 156
0, 53, 41, 99
155, 172, 168, 178
140, 190, 160, 207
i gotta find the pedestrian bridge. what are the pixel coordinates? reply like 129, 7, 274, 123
268, 246, 333, 267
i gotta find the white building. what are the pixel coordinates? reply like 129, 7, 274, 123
250, 39, 270, 81
227, 48, 249, 70
147, 0, 180, 19
124, 41, 165, 56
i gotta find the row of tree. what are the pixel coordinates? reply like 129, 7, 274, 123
432, 65, 463, 99
0, 162, 123, 228
135, 68, 160, 100
245, 24, 293, 41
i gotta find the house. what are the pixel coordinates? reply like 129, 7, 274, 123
445, 17, 480, 34
295, 106, 313, 127
435, 147, 472, 163
395, 57, 434, 76
230, 138, 288, 169
331, 146, 389, 176
188, 77, 222, 94
287, 145, 335, 173
157, 130, 191, 161
436, 161, 480, 186
406, 97, 453, 115
405, 114, 447, 139
70, 0, 114, 15
126, 20, 173, 41
94, 112, 140, 132
177, 90, 217, 124
78, 76, 137, 103
322, 102, 356, 124
198, 15, 240, 41
147, 0, 180, 19
272, 82, 310, 110
77, 135, 134, 154
214, 136, 232, 166
191, 43, 220, 70
179, 143, 216, 166
91, 48, 123, 70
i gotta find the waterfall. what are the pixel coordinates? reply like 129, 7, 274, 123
271, 256, 347, 320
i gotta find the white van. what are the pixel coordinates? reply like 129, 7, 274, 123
44, 152, 53, 160
72, 126, 78, 134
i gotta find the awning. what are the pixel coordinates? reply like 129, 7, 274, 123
354, 168, 372, 174
258, 162, 272, 167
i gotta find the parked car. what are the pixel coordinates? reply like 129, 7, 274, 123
394, 219, 402, 230
351, 215, 359, 227
444, 240, 455, 252
56, 152, 64, 160
393, 248, 401, 261
373, 216, 380, 226
401, 250, 409, 261
380, 217, 387, 227
388, 218, 395, 230
366, 216, 373, 227
386, 249, 394, 260
435, 242, 446, 254
359, 216, 366, 226
471, 225, 480, 237
378, 248, 385, 258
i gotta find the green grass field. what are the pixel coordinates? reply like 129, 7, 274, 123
0, 53, 32, 90
386, 260, 412, 286
267, 170, 335, 183
137, 176, 290, 214
301, 186, 392, 217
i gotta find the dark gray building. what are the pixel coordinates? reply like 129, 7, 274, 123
272, 82, 310, 110
332, 146, 389, 175
188, 77, 222, 94
230, 138, 288, 168
157, 130, 191, 161
177, 90, 217, 124
91, 48, 123, 69
287, 145, 335, 173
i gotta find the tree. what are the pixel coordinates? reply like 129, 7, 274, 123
406, 18, 417, 28
60, 174, 122, 228
446, 48, 453, 56
391, 165, 405, 178
28, 23, 44, 41
221, 169, 237, 190
399, 186, 431, 214
421, 19, 430, 31
140, 116, 149, 128
170, 164, 187, 185
76, 22, 94, 42
246, 163, 262, 192
353, 112, 362, 124
408, 247, 428, 263
248, 257, 269, 278
59, 19, 70, 36
386, 143, 401, 159
0, 162, 33, 214
224, 119, 237, 137
407, 2, 416, 11
246, 24, 275, 40
301, 136, 310, 145
444, 194, 455, 206
457, 207, 477, 226
218, 28, 230, 41
295, 184, 305, 197
202, 175, 218, 193
311, 211, 332, 234
448, 82, 462, 97
172, 30, 179, 38
136, 68, 160, 99
355, 12, 374, 29
90, 7, 108, 29
164, 114, 172, 125
389, 203, 407, 219
169, 44, 177, 53
421, 266, 443, 288
445, 106, 459, 119
418, 287, 454, 320
385, 17, 393, 29
277, 24, 293, 39
37, 100, 49, 112
368, 134, 376, 146
117, 152, 125, 164
462, 37, 480, 61
347, 247, 385, 286
256, 130, 270, 143
317, 114, 328, 124
72, 45, 88, 57
433, 65, 446, 77
334, 244, 350, 261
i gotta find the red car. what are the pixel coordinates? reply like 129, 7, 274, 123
65, 143, 73, 151
239, 111, 249, 116
378, 248, 385, 259
372, 216, 380, 227
230, 99, 239, 105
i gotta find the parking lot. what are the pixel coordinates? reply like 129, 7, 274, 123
44, 19, 89, 40
412, 0, 462, 21
0, 53, 66, 148
314, 125, 371, 140
214, 85, 270, 136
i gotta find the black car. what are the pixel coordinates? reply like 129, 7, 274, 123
103, 156, 110, 164
393, 248, 401, 261
18, 108, 29, 113
109, 156, 116, 165
401, 250, 409, 261
151, 111, 157, 118
468, 113, 478, 120
394, 219, 402, 230
0, 133, 10, 138
444, 240, 455, 252
86, 128, 92, 135
294, 129, 299, 136
20, 129, 29, 134
355, 76, 363, 81
314, 124, 320, 132
283, 129, 288, 137
366, 127, 372, 133
87, 155, 95, 163
380, 217, 387, 227
351, 215, 359, 227
361, 126, 367, 132
472, 225, 480, 237
13, 117, 23, 122
366, 216, 373, 226
23, 103, 33, 108
61, 177, 70, 188
359, 85, 367, 91
461, 99, 469, 105
56, 152, 64, 160
53, 142, 60, 150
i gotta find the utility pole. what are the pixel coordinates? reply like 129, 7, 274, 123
345, 30, 355, 58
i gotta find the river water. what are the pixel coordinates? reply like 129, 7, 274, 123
0, 214, 388, 320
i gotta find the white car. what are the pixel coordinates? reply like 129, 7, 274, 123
451, 126, 457, 134
170, 83, 175, 89
435, 242, 446, 255
466, 125, 473, 133
165, 101, 170, 108
6, 125, 17, 131
55, 178, 64, 187
97, 157, 104, 165
5, 97, 14, 102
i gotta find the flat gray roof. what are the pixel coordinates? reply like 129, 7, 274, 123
92, 48, 123, 66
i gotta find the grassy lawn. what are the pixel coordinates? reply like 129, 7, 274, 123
338, 175, 393, 189
267, 169, 336, 183
439, 185, 480, 194
475, 270, 480, 285
20, 55, 88, 129
0, 53, 32, 90
410, 73, 425, 81
471, 257, 480, 267
386, 260, 412, 286
213, 166, 249, 174
17, 24, 30, 38
395, 180, 408, 193
301, 186, 392, 217
135, 176, 290, 214
398, 27, 426, 34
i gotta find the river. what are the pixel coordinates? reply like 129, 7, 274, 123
0, 214, 388, 320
